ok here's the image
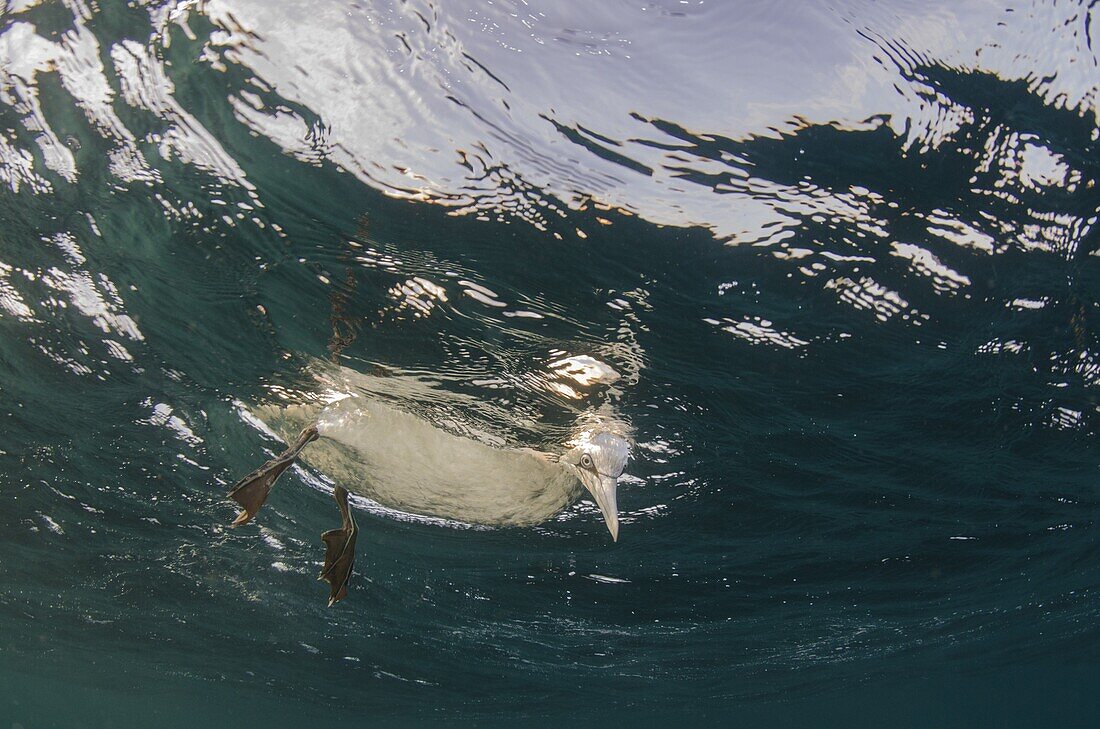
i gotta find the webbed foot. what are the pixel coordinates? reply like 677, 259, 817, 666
228, 425, 319, 526
318, 485, 358, 606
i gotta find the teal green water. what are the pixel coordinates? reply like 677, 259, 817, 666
1, 1, 1098, 726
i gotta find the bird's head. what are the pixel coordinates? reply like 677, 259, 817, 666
560, 430, 631, 541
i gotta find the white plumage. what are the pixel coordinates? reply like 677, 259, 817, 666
245, 361, 632, 537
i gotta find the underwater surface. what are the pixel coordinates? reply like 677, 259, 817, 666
1, 0, 1099, 726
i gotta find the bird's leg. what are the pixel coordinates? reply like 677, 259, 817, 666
227, 425, 319, 526
318, 485, 358, 606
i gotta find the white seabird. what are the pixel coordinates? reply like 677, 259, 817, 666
227, 361, 632, 604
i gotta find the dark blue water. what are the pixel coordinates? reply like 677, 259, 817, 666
1, 1, 1098, 726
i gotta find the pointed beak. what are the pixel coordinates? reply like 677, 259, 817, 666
579, 471, 620, 542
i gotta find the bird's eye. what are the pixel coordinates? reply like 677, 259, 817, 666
580, 454, 594, 469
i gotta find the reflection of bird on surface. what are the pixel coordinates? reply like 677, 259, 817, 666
228, 361, 632, 606
229, 215, 639, 605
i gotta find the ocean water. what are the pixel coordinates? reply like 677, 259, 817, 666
1, 0, 1098, 726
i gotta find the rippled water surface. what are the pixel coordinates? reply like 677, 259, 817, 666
2, 1, 1099, 726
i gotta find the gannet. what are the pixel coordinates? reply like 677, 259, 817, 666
227, 361, 632, 605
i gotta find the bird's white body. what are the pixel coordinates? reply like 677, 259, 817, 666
256, 396, 582, 526
244, 359, 631, 537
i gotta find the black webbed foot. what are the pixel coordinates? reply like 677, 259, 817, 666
318, 485, 358, 606
227, 425, 319, 526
